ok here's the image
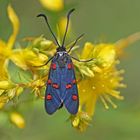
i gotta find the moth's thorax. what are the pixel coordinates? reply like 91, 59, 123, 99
53, 51, 70, 68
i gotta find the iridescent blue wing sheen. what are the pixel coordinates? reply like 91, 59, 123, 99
45, 59, 62, 115
60, 57, 79, 115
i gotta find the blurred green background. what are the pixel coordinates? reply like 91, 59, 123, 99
0, 0, 140, 140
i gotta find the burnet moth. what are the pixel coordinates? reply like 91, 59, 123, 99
37, 9, 93, 115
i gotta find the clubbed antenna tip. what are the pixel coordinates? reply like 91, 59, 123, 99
62, 8, 75, 47
37, 13, 60, 47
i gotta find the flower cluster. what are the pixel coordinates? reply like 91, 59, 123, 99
0, 5, 56, 128
70, 33, 140, 131
0, 3, 140, 131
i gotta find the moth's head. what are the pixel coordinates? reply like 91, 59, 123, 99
56, 46, 66, 52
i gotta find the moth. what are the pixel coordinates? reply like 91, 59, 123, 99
37, 9, 93, 115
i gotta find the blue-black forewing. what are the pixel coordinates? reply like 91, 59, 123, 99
45, 54, 79, 115
61, 58, 79, 115
45, 59, 62, 115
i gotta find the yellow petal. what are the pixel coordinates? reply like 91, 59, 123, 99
0, 81, 15, 90
0, 60, 9, 80
0, 40, 6, 50
79, 66, 94, 77
10, 51, 28, 70
39, 0, 64, 11
81, 42, 94, 59
26, 52, 48, 66
0, 39, 12, 57
93, 44, 116, 68
10, 112, 25, 128
16, 87, 24, 96
7, 5, 19, 49
115, 32, 140, 57
85, 94, 97, 116
10, 49, 48, 70
92, 65, 102, 73
72, 116, 80, 127
71, 111, 92, 132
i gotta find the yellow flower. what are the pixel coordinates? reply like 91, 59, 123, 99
0, 5, 30, 109
10, 37, 56, 70
10, 48, 48, 70
0, 5, 19, 107
39, 0, 64, 11
0, 5, 19, 80
71, 33, 140, 131
0, 5, 56, 109
70, 108, 92, 132
10, 112, 25, 128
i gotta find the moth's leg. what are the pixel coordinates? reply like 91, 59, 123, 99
71, 56, 95, 62
67, 34, 84, 54
33, 56, 53, 67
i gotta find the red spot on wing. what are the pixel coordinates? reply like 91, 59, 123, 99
72, 79, 76, 84
52, 83, 59, 89
47, 79, 52, 85
46, 94, 52, 100
51, 63, 56, 70
72, 95, 78, 101
67, 63, 73, 69
66, 84, 72, 89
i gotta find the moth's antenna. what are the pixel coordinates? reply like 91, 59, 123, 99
37, 14, 61, 47
61, 8, 75, 47
67, 34, 84, 53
